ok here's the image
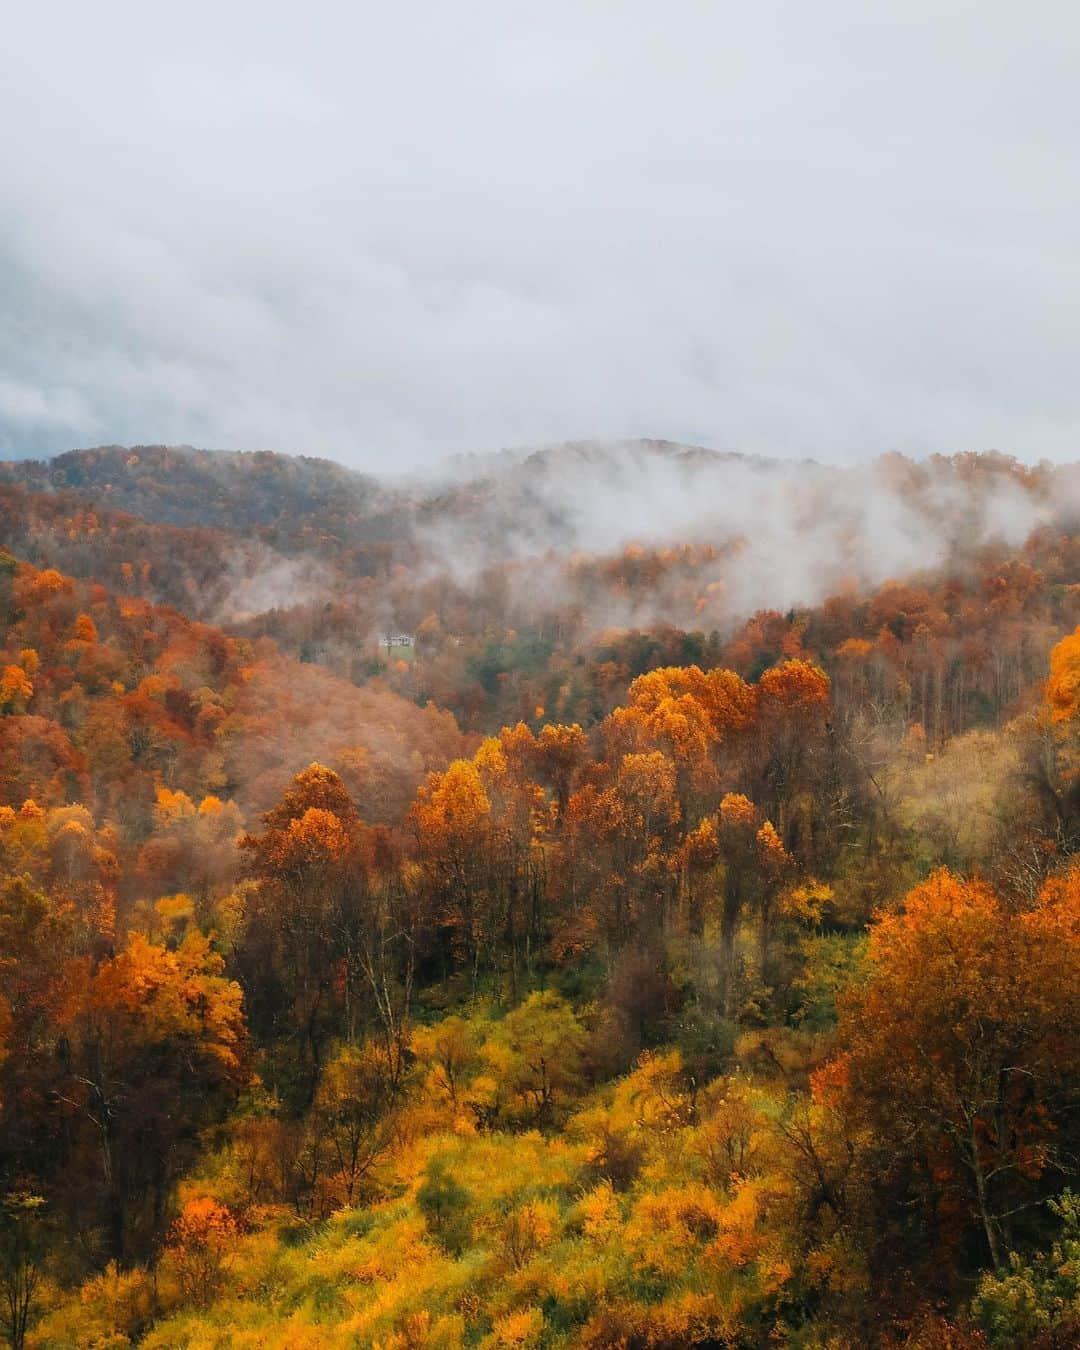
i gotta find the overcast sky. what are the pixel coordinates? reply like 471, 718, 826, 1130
1, 2, 1078, 468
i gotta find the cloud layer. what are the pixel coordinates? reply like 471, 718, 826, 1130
2, 3, 1079, 467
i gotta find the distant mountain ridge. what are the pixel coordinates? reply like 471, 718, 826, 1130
2, 438, 1075, 627
0, 442, 385, 530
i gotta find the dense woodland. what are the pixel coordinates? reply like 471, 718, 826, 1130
0, 443, 1078, 1347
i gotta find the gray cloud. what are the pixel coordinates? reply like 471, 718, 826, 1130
2, 2, 1079, 466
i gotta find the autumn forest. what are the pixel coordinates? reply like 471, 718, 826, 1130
0, 441, 1078, 1348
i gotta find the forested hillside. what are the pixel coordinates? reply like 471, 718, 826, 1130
0, 444, 1078, 1347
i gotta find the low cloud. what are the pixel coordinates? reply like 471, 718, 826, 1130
405, 442, 1076, 631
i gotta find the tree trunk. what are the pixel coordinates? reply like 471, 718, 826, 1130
969, 1118, 1003, 1271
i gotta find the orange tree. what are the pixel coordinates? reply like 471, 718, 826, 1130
51, 931, 246, 1264
821, 867, 1080, 1276
238, 763, 380, 1098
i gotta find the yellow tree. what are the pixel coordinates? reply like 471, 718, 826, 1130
484, 991, 588, 1126
411, 1015, 481, 1110
305, 1042, 396, 1212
